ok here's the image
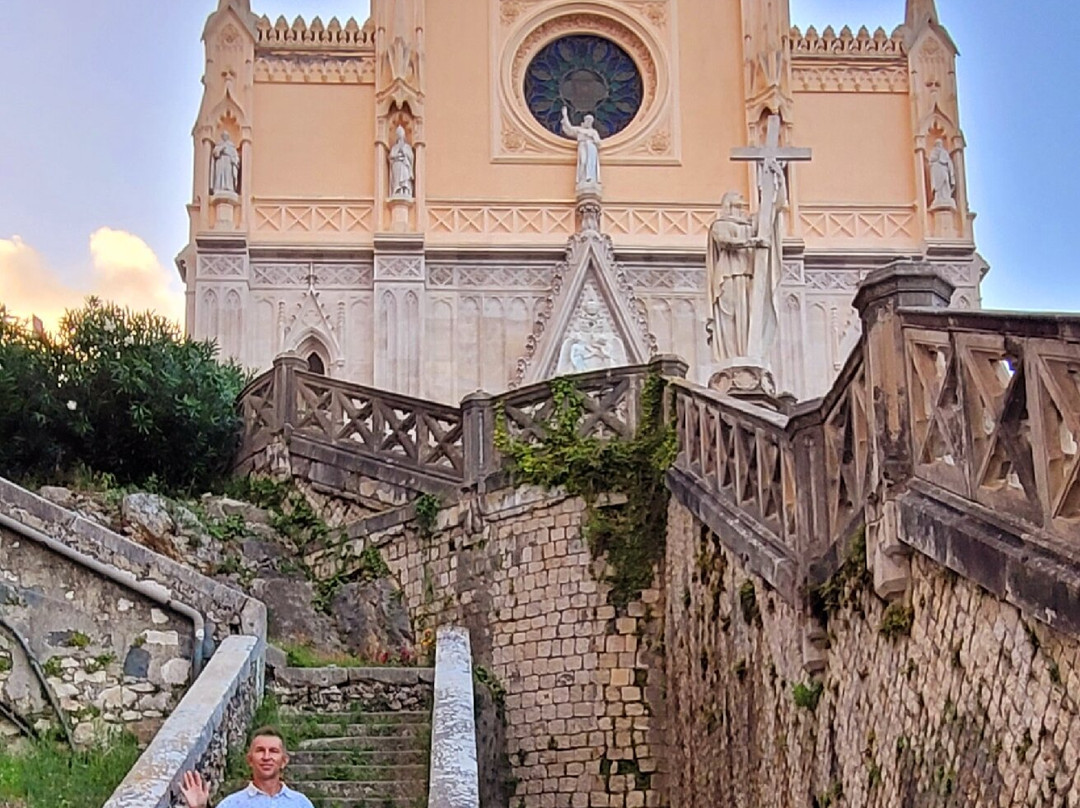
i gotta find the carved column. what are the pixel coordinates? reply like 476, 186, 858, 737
373, 234, 425, 396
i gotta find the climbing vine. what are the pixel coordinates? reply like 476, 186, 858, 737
494, 375, 676, 608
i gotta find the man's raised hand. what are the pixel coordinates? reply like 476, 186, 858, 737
180, 770, 211, 808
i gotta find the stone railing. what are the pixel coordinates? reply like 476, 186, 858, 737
428, 627, 479, 808
668, 262, 1080, 628
235, 355, 688, 496
102, 635, 263, 808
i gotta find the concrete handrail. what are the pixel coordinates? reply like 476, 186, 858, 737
428, 627, 480, 808
102, 634, 263, 808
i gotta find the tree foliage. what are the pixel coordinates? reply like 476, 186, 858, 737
0, 299, 246, 493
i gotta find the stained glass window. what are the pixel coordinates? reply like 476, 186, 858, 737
524, 35, 644, 139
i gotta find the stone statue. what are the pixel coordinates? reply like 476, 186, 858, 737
706, 192, 763, 361
556, 296, 627, 375
928, 139, 956, 210
561, 107, 601, 191
210, 132, 240, 196
389, 126, 415, 200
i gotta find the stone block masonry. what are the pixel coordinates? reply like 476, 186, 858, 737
664, 497, 1080, 808
323, 484, 667, 808
0, 521, 194, 744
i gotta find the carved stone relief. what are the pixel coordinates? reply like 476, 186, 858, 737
374, 255, 425, 282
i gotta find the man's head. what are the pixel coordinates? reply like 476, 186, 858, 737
246, 726, 289, 784
583, 114, 595, 128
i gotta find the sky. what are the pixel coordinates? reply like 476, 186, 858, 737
1, 0, 1077, 330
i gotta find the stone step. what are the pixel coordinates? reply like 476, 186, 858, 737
289, 721, 429, 739
296, 735, 428, 752
307, 798, 427, 808
293, 779, 427, 800
290, 749, 429, 767
289, 763, 428, 782
280, 710, 431, 725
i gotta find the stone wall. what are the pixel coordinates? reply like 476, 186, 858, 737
664, 498, 1080, 808
0, 521, 194, 744
268, 665, 433, 713
103, 635, 262, 808
320, 484, 667, 808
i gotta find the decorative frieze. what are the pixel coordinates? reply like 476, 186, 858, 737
197, 254, 247, 279
800, 205, 918, 245
789, 25, 906, 57
792, 64, 908, 93
621, 267, 703, 293
426, 202, 717, 239
251, 262, 373, 288
374, 256, 425, 282
253, 56, 375, 85
426, 264, 552, 290
253, 200, 375, 235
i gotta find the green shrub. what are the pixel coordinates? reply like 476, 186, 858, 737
0, 300, 246, 494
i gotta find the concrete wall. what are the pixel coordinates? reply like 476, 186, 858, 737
664, 497, 1080, 808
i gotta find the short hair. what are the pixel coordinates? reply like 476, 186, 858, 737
248, 726, 287, 752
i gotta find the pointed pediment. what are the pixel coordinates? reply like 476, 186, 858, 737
512, 231, 657, 387
283, 288, 341, 357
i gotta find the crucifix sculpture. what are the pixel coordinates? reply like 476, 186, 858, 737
706, 114, 811, 399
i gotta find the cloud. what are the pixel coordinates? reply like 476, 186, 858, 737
0, 228, 184, 332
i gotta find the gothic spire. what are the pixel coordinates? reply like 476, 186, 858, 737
906, 0, 939, 31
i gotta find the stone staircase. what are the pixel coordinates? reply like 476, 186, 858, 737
283, 708, 431, 808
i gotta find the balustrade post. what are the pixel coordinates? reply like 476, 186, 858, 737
461, 390, 497, 484
648, 353, 689, 380
853, 261, 954, 598
272, 352, 307, 438
852, 261, 954, 486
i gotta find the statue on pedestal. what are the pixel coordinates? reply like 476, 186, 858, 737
706, 192, 764, 361
928, 139, 956, 210
561, 107, 601, 192
389, 126, 415, 200
210, 132, 240, 197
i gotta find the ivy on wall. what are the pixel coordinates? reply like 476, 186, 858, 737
495, 375, 676, 608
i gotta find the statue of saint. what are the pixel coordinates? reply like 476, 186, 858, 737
706, 192, 763, 361
389, 126, 415, 200
928, 139, 956, 210
561, 107, 601, 191
210, 132, 240, 196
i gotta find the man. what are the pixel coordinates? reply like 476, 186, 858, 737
180, 726, 314, 807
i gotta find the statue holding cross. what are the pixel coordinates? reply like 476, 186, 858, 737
708, 115, 811, 385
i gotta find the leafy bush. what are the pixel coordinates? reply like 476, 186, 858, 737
0, 299, 246, 493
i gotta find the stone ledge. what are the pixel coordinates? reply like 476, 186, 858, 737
666, 466, 798, 604
899, 482, 1080, 635
275, 666, 435, 687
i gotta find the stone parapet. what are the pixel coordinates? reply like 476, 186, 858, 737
429, 627, 480, 808
102, 635, 263, 808
269, 665, 434, 713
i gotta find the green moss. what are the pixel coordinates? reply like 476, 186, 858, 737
792, 680, 824, 711
41, 657, 62, 679
878, 603, 915, 641
414, 493, 441, 538
738, 580, 760, 625
495, 375, 675, 608
66, 632, 91, 649
810, 526, 871, 625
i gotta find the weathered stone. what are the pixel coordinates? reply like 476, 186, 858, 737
39, 486, 75, 508
330, 577, 414, 660
250, 576, 343, 654
161, 659, 191, 686
121, 493, 180, 558
123, 646, 151, 678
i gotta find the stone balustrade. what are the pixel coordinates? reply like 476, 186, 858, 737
428, 627, 479, 808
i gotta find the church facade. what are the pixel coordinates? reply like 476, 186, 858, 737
178, 0, 982, 403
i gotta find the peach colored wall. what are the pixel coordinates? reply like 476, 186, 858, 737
422, 0, 748, 206
795, 92, 915, 204
251, 84, 375, 199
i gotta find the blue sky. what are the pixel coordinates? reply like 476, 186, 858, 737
1, 0, 1077, 324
